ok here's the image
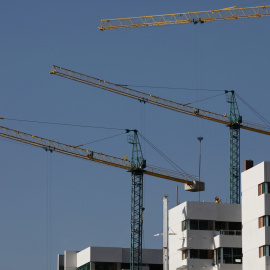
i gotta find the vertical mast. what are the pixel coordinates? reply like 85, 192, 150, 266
227, 91, 242, 204
128, 130, 146, 270
163, 195, 168, 270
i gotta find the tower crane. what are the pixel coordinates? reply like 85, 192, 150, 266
98, 5, 270, 30
0, 125, 203, 270
97, 5, 270, 205
50, 65, 270, 206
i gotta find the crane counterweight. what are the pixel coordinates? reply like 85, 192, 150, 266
185, 180, 205, 192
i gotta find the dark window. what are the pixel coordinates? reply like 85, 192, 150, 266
149, 264, 163, 270
223, 248, 232, 264
199, 250, 209, 259
216, 248, 221, 265
121, 263, 130, 270
208, 220, 214, 230
218, 248, 242, 264
199, 220, 209, 230
182, 219, 214, 231
233, 248, 242, 264
228, 222, 241, 231
190, 249, 212, 259
208, 250, 214, 260
215, 221, 227, 231
190, 220, 199, 230
94, 262, 117, 270
190, 249, 199, 259
78, 263, 90, 270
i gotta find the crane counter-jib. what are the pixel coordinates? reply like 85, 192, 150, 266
0, 125, 196, 185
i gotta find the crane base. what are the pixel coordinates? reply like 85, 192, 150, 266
185, 181, 205, 192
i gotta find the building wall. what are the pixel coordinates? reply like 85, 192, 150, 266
77, 247, 90, 268
242, 161, 270, 270
90, 247, 123, 263
169, 201, 241, 270
64, 250, 77, 270
60, 247, 162, 270
58, 254, 64, 270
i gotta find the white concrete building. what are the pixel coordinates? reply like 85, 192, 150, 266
242, 161, 270, 270
169, 201, 242, 270
58, 246, 162, 270
58, 161, 270, 270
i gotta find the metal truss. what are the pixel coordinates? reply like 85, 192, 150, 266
50, 65, 270, 136
0, 125, 196, 184
99, 5, 270, 30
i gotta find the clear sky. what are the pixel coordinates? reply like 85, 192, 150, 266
0, 1, 270, 269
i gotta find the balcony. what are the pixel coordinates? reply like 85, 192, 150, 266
216, 230, 241, 236
214, 231, 242, 249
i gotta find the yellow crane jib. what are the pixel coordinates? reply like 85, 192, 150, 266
50, 65, 270, 136
0, 125, 204, 190
98, 5, 270, 30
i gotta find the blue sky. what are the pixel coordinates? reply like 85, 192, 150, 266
0, 1, 270, 269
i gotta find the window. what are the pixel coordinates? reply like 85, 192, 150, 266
215, 221, 227, 231
233, 248, 242, 264
259, 216, 270, 228
78, 263, 90, 270
121, 263, 129, 270
199, 220, 210, 230
215, 221, 242, 235
228, 222, 242, 231
182, 219, 214, 231
182, 250, 188, 260
223, 248, 232, 264
182, 220, 188, 231
258, 182, 270, 195
182, 220, 241, 233
259, 217, 264, 228
214, 248, 242, 265
259, 246, 265, 258
216, 248, 221, 265
259, 246, 270, 257
190, 220, 199, 230
189, 249, 213, 259
94, 262, 117, 270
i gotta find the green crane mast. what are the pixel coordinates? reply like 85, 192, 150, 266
128, 130, 146, 270
226, 91, 242, 204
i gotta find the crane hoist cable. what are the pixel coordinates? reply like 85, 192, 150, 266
0, 117, 125, 131
138, 131, 187, 175
235, 94, 270, 127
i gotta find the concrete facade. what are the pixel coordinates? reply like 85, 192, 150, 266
242, 161, 270, 270
58, 246, 162, 270
169, 201, 242, 270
